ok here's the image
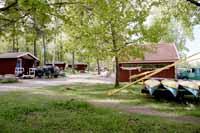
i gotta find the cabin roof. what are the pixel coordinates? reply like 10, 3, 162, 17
120, 43, 179, 64
68, 63, 87, 65
46, 62, 66, 65
0, 52, 39, 61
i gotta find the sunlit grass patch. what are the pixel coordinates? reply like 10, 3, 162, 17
0, 90, 200, 132
42, 84, 200, 117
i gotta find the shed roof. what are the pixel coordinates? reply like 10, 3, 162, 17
46, 61, 66, 65
68, 63, 88, 65
0, 52, 39, 61
121, 43, 179, 64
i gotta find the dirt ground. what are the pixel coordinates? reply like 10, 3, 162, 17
0, 73, 114, 91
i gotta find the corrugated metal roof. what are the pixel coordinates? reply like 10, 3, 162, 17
0, 52, 39, 61
120, 43, 179, 63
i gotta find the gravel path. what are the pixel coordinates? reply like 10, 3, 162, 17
0, 73, 114, 91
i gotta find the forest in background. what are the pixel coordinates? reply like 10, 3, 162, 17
0, 0, 200, 86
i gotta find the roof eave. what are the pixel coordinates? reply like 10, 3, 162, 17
119, 60, 179, 64
17, 52, 39, 61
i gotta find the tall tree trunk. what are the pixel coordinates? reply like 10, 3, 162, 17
87, 62, 90, 72
115, 56, 119, 87
52, 32, 56, 66
60, 44, 63, 61
16, 35, 19, 52
110, 23, 119, 87
12, 35, 15, 52
33, 15, 37, 57
57, 50, 60, 61
25, 38, 29, 52
60, 34, 63, 61
12, 24, 15, 52
72, 51, 75, 74
97, 57, 100, 75
33, 38, 37, 57
43, 34, 46, 65
113, 62, 115, 73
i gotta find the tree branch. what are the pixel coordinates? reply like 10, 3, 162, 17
0, 0, 18, 11
48, 1, 84, 6
186, 0, 200, 7
0, 13, 28, 30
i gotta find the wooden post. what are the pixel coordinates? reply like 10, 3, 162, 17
129, 70, 131, 83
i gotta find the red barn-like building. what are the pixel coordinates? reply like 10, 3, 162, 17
119, 43, 179, 82
68, 63, 88, 72
0, 52, 39, 75
46, 62, 66, 70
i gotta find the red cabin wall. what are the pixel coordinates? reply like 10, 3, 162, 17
46, 63, 66, 70
22, 59, 35, 75
68, 64, 87, 71
75, 64, 87, 71
0, 58, 37, 75
0, 59, 17, 75
119, 62, 176, 82
56, 64, 66, 70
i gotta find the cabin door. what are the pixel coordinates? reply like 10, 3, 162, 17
16, 59, 22, 68
15, 59, 24, 76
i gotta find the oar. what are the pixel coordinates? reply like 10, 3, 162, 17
129, 70, 154, 80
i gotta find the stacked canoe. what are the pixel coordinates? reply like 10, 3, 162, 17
161, 79, 179, 97
144, 79, 160, 95
179, 80, 199, 97
144, 79, 200, 97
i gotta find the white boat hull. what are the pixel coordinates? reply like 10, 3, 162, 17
146, 86, 157, 95
163, 85, 178, 97
179, 80, 199, 97
144, 79, 160, 96
185, 87, 199, 97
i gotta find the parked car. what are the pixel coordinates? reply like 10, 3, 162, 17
35, 65, 60, 78
177, 68, 200, 80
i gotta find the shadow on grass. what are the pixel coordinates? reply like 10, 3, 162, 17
42, 83, 200, 117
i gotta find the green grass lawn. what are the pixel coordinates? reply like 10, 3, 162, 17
45, 84, 200, 117
0, 84, 200, 132
0, 78, 18, 83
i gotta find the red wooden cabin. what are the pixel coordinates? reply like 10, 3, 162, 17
119, 43, 179, 82
68, 63, 88, 72
46, 62, 66, 70
0, 52, 39, 75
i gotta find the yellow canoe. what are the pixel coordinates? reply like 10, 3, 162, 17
161, 79, 179, 97
192, 80, 200, 88
178, 80, 199, 97
144, 79, 160, 95
144, 79, 160, 88
161, 79, 179, 89
178, 80, 199, 90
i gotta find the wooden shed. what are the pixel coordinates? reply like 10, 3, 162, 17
0, 52, 39, 75
119, 43, 179, 82
68, 63, 88, 72
46, 62, 66, 70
